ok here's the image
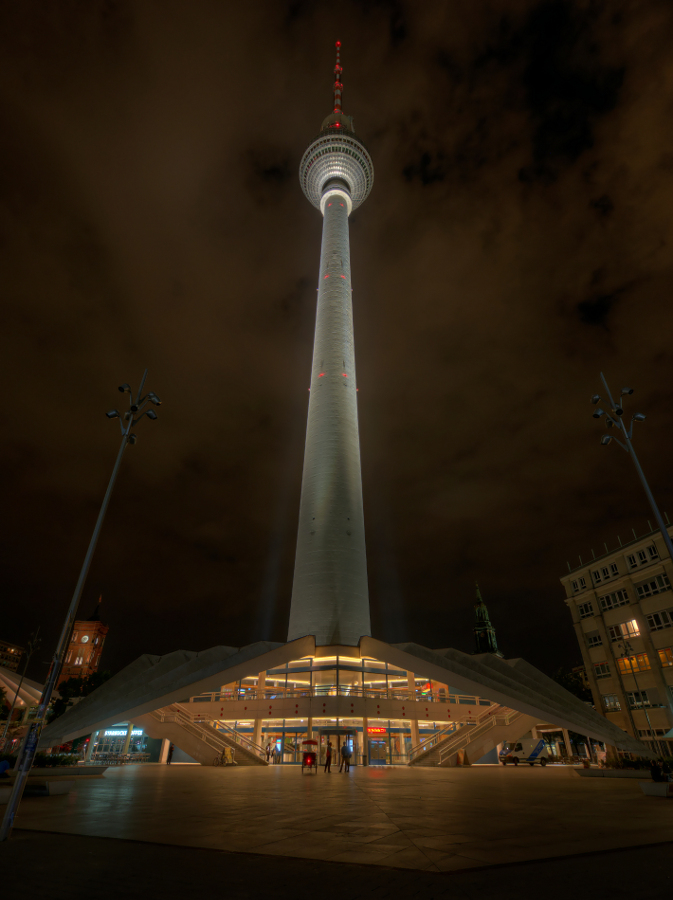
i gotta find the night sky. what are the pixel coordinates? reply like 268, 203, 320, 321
3, 0, 673, 683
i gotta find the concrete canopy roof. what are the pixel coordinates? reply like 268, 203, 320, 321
40, 637, 315, 747
0, 665, 45, 708
41, 635, 646, 754
364, 638, 646, 752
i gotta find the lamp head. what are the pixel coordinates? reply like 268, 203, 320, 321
146, 410, 158, 420
600, 435, 612, 446
106, 410, 120, 419
613, 406, 624, 417
634, 412, 646, 422
590, 394, 601, 405
592, 408, 605, 419
621, 387, 634, 395
148, 393, 162, 406
118, 383, 131, 394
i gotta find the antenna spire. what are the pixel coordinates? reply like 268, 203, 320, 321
333, 40, 343, 114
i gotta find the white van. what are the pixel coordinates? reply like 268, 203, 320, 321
499, 739, 550, 766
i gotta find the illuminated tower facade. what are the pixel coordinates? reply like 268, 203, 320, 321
288, 43, 374, 646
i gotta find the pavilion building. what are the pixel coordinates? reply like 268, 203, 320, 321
41, 44, 647, 767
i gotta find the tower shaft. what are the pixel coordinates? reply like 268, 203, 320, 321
287, 192, 371, 645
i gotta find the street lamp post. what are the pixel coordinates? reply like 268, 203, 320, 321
0, 629, 41, 744
0, 370, 161, 841
591, 372, 673, 563
618, 640, 657, 754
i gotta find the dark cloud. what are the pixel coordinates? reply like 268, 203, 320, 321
2, 1, 673, 684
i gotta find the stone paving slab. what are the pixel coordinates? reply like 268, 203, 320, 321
7, 763, 673, 872
3, 830, 673, 900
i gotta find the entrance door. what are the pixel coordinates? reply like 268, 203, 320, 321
369, 738, 388, 766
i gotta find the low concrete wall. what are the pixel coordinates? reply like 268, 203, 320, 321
575, 768, 645, 779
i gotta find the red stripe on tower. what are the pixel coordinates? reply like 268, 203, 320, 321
333, 40, 343, 113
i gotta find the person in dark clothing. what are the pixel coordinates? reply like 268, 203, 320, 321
650, 759, 664, 782
166, 743, 174, 765
342, 741, 352, 772
324, 740, 333, 773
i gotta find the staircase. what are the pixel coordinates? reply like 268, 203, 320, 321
409, 705, 537, 767
136, 703, 268, 767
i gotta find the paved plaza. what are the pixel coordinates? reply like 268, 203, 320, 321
8, 763, 673, 872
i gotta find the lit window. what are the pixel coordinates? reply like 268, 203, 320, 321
603, 694, 621, 711
658, 647, 673, 667
617, 653, 651, 674
74, 656, 83, 666
608, 620, 640, 641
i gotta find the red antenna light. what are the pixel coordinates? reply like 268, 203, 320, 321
333, 41, 343, 114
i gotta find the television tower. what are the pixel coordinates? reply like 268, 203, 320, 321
288, 42, 374, 646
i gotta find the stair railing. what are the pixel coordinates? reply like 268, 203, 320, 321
437, 708, 523, 766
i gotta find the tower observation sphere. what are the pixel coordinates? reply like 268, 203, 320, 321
288, 43, 374, 646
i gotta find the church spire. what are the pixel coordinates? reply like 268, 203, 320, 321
473, 582, 502, 657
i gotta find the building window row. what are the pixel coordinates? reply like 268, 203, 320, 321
592, 563, 619, 584
578, 601, 594, 618
626, 545, 659, 569
626, 690, 651, 708
594, 663, 611, 679
607, 619, 640, 642
647, 609, 673, 631
599, 589, 629, 612
571, 577, 587, 594
586, 633, 602, 647
617, 653, 650, 675
638, 728, 669, 737
636, 573, 671, 600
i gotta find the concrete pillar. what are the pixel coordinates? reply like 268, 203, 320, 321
531, 725, 539, 740
406, 671, 420, 749
253, 671, 266, 747
122, 723, 134, 755
84, 731, 99, 762
159, 738, 170, 764
362, 716, 369, 766
307, 716, 313, 740
562, 727, 573, 758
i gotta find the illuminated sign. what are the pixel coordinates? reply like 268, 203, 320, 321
367, 727, 386, 734
104, 730, 143, 737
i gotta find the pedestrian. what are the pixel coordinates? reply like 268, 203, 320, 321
343, 741, 352, 772
265, 743, 271, 762
339, 740, 346, 772
324, 740, 333, 773
166, 743, 174, 765
662, 759, 673, 782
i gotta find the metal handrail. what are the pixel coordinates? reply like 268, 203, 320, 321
409, 704, 505, 762
154, 704, 267, 762
408, 723, 459, 760
190, 687, 494, 705
437, 709, 523, 765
